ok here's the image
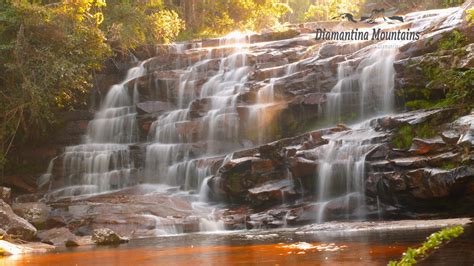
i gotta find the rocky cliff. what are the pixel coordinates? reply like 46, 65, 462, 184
1, 4, 473, 243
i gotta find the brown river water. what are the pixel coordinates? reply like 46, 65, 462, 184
0, 226, 450, 266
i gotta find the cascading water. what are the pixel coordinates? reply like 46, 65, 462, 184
310, 6, 465, 222
326, 47, 396, 124
40, 61, 146, 197
145, 33, 252, 190
314, 39, 398, 221
37, 6, 466, 234
313, 121, 387, 222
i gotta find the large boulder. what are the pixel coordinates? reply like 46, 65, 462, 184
91, 228, 128, 245
213, 157, 281, 203
12, 202, 51, 229
0, 200, 37, 240
37, 228, 81, 247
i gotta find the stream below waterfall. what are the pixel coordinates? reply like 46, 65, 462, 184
3, 220, 473, 266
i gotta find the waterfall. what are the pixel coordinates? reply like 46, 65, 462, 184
309, 6, 465, 222
314, 43, 398, 222
144, 32, 251, 189
314, 122, 387, 222
40, 61, 146, 196
326, 48, 396, 123
37, 6, 465, 231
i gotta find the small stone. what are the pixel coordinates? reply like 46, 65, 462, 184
0, 187, 11, 204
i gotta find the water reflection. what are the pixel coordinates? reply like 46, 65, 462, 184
1, 227, 437, 266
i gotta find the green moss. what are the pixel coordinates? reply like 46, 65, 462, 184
388, 225, 464, 266
393, 125, 415, 149
227, 172, 242, 193
404, 66, 473, 111
402, 30, 473, 111
438, 30, 466, 51
415, 124, 437, 139
405, 100, 433, 110
441, 162, 457, 170
392, 123, 437, 149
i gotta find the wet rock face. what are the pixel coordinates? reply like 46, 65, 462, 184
248, 179, 297, 208
394, 23, 473, 109
92, 228, 128, 245
0, 200, 37, 240
367, 109, 474, 212
209, 126, 342, 205
209, 108, 474, 226
213, 157, 279, 203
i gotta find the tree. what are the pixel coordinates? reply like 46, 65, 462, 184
0, 1, 111, 169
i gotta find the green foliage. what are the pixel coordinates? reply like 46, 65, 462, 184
415, 124, 437, 139
300, 0, 466, 23
286, 0, 311, 23
392, 123, 437, 149
442, 0, 464, 7
393, 125, 415, 149
174, 0, 292, 38
103, 3, 185, 51
404, 30, 472, 111
304, 0, 363, 21
0, 1, 112, 168
148, 10, 185, 44
0, 0, 190, 169
438, 30, 466, 50
388, 226, 464, 266
441, 162, 457, 170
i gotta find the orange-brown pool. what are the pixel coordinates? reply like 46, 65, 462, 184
0, 228, 438, 266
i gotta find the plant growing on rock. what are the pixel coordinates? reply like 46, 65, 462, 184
388, 225, 464, 266
392, 122, 438, 149
402, 29, 473, 111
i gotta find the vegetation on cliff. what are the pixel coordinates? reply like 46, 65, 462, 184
402, 29, 473, 111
